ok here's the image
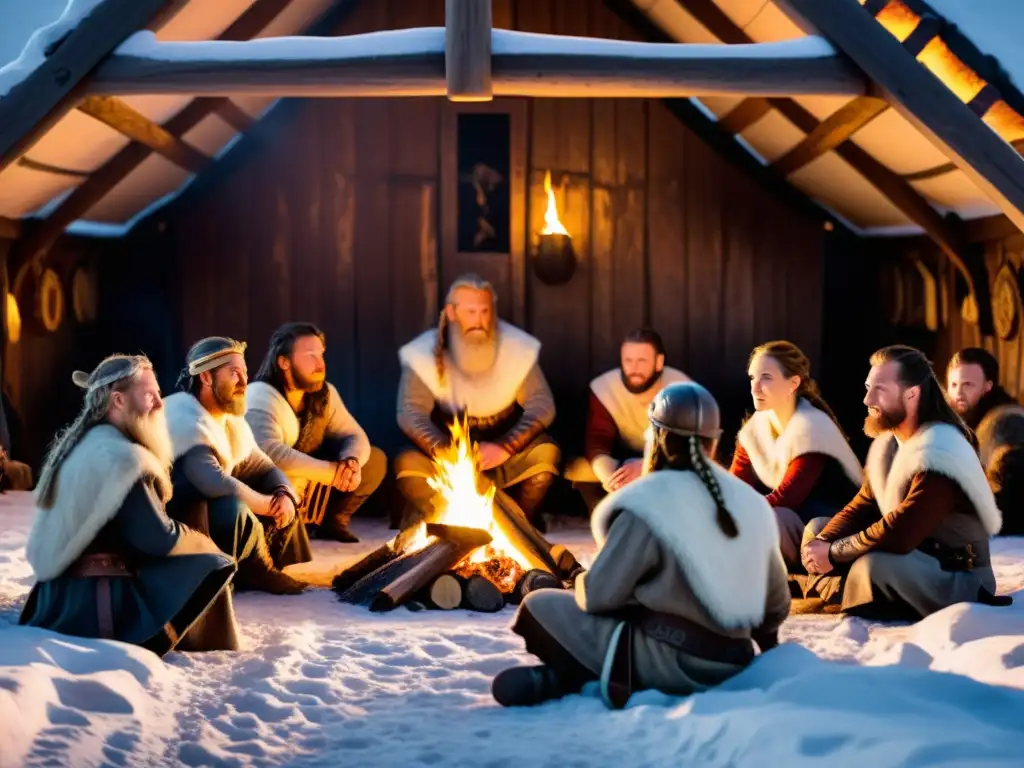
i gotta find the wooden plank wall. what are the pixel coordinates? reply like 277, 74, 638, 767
94, 0, 828, 460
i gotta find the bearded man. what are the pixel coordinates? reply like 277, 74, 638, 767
394, 274, 560, 526
246, 322, 387, 543
571, 328, 690, 511
946, 347, 1016, 430
164, 337, 310, 595
799, 345, 1008, 619
19, 354, 238, 655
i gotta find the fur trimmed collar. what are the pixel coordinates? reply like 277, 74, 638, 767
591, 467, 781, 629
738, 398, 863, 490
164, 392, 256, 474
26, 424, 171, 582
398, 320, 541, 418
589, 367, 690, 452
865, 422, 1002, 535
245, 381, 301, 447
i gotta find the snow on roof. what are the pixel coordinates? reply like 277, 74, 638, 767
0, 0, 107, 98
924, 0, 1024, 96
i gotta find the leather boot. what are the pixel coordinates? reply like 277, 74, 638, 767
234, 528, 307, 595
516, 472, 555, 525
491, 665, 566, 707
318, 491, 362, 543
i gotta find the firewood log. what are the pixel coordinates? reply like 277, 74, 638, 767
425, 573, 463, 610
508, 568, 564, 605
368, 525, 492, 612
461, 574, 505, 613
491, 489, 561, 574
331, 522, 425, 595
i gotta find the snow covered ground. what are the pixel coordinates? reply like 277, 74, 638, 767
3, 490, 1024, 767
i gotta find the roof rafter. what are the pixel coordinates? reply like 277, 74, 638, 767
777, 0, 1024, 234
0, 0, 189, 174
717, 97, 772, 134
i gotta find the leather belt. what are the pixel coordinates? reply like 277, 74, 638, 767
917, 539, 982, 572
67, 553, 131, 639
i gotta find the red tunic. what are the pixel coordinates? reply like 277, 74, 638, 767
728, 443, 828, 510
584, 392, 622, 462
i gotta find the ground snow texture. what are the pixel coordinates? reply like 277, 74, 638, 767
3, 491, 1024, 767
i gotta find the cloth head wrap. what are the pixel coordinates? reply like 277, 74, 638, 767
186, 337, 248, 376
71, 354, 148, 392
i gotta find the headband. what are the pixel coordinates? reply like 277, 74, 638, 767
186, 341, 247, 376
71, 357, 143, 392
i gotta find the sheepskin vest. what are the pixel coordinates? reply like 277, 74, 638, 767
398, 321, 541, 419
25, 424, 171, 582
589, 367, 691, 453
591, 466, 780, 630
164, 392, 256, 474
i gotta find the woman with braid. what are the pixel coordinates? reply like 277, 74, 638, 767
492, 381, 790, 709
730, 341, 862, 569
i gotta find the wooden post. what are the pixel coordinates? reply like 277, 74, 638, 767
445, 0, 492, 101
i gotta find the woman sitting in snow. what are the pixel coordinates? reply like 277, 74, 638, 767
492, 381, 791, 709
730, 341, 862, 569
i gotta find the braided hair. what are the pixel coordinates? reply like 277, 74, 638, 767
434, 273, 498, 384
749, 340, 846, 438
647, 428, 739, 538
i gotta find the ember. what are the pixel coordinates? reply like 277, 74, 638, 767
333, 417, 582, 612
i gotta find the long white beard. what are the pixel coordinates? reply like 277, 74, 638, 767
125, 408, 174, 471
449, 323, 498, 375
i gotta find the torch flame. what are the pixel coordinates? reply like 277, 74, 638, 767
402, 417, 533, 586
541, 170, 569, 236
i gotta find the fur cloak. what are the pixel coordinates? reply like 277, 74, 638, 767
591, 466, 780, 630
245, 381, 304, 449
164, 392, 257, 473
25, 424, 172, 582
398, 320, 541, 418
738, 398, 863, 490
865, 422, 1002, 536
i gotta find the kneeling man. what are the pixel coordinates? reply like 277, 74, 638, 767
20, 354, 237, 655
165, 337, 310, 595
394, 274, 560, 525
246, 322, 386, 543
573, 327, 689, 510
801, 345, 1004, 619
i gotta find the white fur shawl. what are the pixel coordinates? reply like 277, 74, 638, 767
164, 392, 256, 474
865, 422, 1002, 536
25, 424, 171, 582
591, 467, 780, 629
246, 381, 301, 447
738, 398, 863, 490
398, 320, 541, 418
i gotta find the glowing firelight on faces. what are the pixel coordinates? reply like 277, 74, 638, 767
541, 170, 569, 236
403, 418, 534, 582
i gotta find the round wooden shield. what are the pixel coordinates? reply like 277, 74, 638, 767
5, 293, 21, 344
71, 265, 97, 323
38, 267, 64, 333
993, 264, 1022, 340
961, 292, 979, 325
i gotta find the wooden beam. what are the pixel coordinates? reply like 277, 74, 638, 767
14, 0, 307, 269
771, 96, 888, 176
17, 156, 90, 178
77, 96, 210, 174
718, 97, 772, 134
212, 99, 257, 133
0, 217, 21, 241
778, 0, 1024, 234
445, 0, 492, 101
0, 0, 186, 174
904, 138, 1024, 182
87, 31, 867, 98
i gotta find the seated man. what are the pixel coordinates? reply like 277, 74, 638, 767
20, 354, 238, 656
800, 345, 1005, 620
572, 327, 689, 511
394, 274, 560, 526
165, 336, 310, 595
946, 346, 1016, 430
976, 404, 1024, 536
246, 322, 387, 543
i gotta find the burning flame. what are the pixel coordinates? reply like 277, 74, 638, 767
541, 170, 569, 236
403, 417, 533, 585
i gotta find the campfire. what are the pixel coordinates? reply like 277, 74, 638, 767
333, 417, 581, 612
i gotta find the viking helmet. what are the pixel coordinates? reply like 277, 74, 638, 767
648, 381, 722, 440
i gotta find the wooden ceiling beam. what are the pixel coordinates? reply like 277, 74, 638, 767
211, 99, 257, 133
445, 0, 492, 101
0, 0, 189, 174
778, 0, 1024, 235
14, 0, 306, 269
718, 97, 772, 134
77, 96, 210, 174
771, 95, 888, 176
87, 31, 867, 98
